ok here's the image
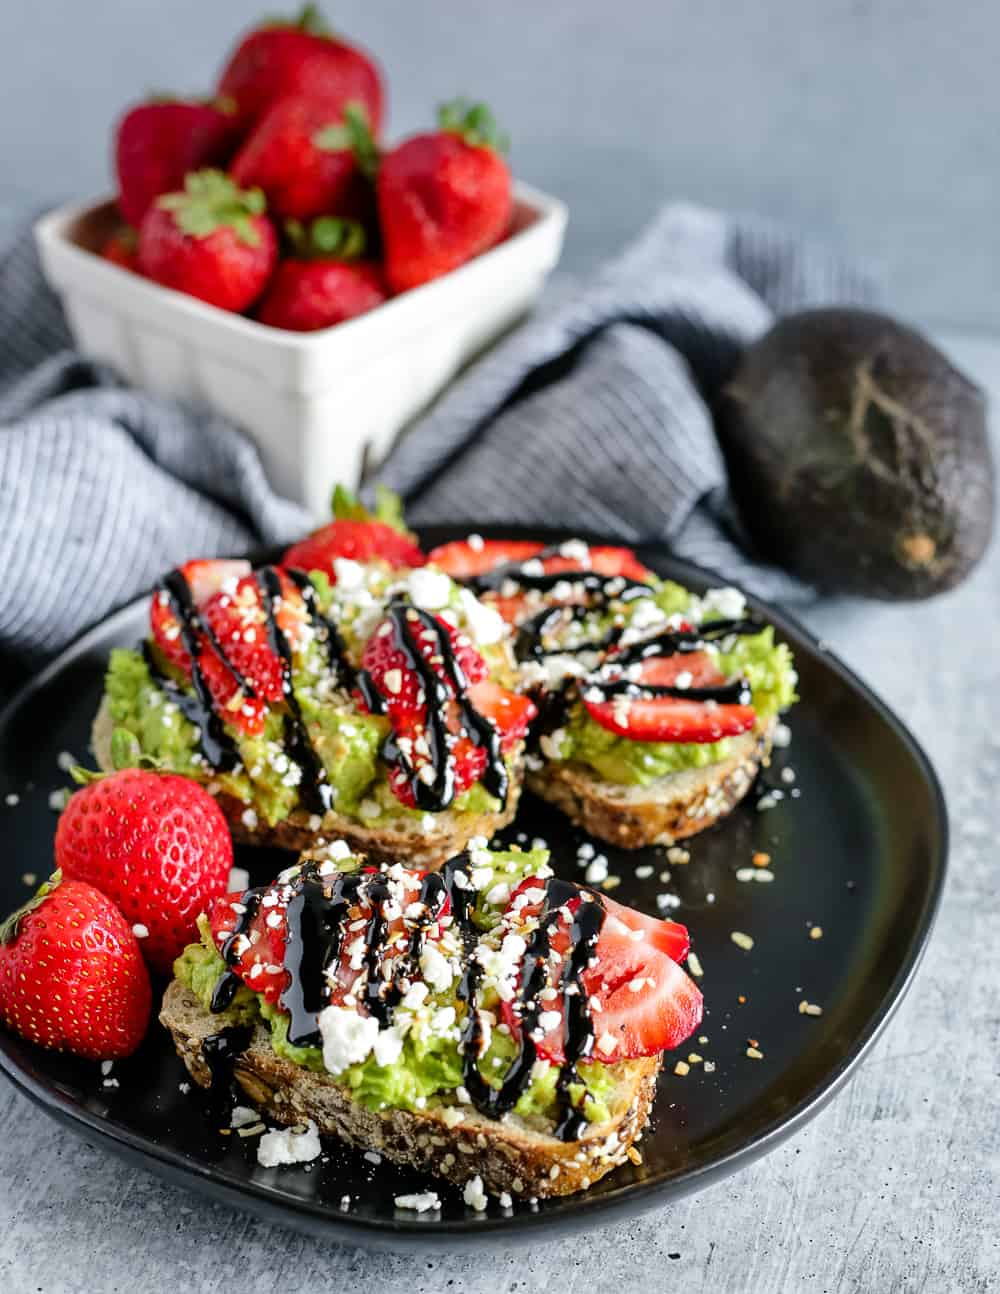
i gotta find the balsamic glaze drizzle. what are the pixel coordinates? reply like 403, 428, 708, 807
462, 545, 765, 715
357, 599, 508, 812
256, 566, 333, 817
209, 859, 607, 1141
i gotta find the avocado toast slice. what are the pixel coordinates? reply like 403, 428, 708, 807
160, 843, 702, 1198
93, 544, 535, 869
429, 538, 798, 848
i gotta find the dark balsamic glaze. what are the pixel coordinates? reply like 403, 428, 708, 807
356, 599, 508, 812
455, 876, 607, 1140
256, 566, 333, 817
210, 858, 607, 1142
202, 1024, 255, 1098
141, 641, 241, 772
285, 567, 358, 693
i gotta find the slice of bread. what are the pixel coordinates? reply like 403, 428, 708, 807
160, 980, 660, 1199
92, 698, 522, 870
526, 722, 774, 849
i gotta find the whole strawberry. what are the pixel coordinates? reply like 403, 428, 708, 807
256, 217, 387, 331
378, 99, 512, 294
231, 96, 377, 223
217, 4, 383, 132
100, 227, 138, 272
284, 483, 425, 573
0, 873, 151, 1060
114, 97, 240, 228
137, 169, 278, 312
56, 751, 233, 975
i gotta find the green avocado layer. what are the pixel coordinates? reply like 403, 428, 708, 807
105, 634, 500, 829
175, 850, 617, 1125
553, 624, 797, 787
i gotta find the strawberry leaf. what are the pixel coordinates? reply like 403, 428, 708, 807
329, 482, 411, 536
0, 871, 62, 946
313, 101, 379, 178
284, 216, 366, 261
438, 98, 509, 154
157, 170, 268, 247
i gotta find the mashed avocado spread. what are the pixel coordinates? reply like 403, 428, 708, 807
545, 583, 798, 787
174, 849, 617, 1125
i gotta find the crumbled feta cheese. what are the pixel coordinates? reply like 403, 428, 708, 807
585, 856, 609, 885
256, 1120, 322, 1168
358, 798, 381, 820
458, 589, 506, 645
318, 1006, 379, 1075
394, 1191, 442, 1213
332, 558, 365, 591
131, 923, 149, 939
373, 1025, 405, 1068
241, 808, 258, 831
230, 1105, 260, 1129
227, 866, 250, 893
463, 1175, 488, 1212
420, 943, 454, 993
406, 567, 453, 611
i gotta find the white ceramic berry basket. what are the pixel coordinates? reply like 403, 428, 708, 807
33, 183, 567, 519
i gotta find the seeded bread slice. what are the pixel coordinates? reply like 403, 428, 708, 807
160, 980, 660, 1199
92, 698, 523, 870
525, 722, 774, 850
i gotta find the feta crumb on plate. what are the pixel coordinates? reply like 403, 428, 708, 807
256, 1120, 322, 1168
394, 1191, 442, 1213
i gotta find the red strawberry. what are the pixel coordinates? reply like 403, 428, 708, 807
257, 258, 386, 331
0, 873, 151, 1059
378, 99, 512, 294
428, 539, 544, 580
114, 98, 240, 228
255, 217, 387, 332
284, 483, 425, 575
100, 227, 138, 271
149, 558, 252, 676
231, 96, 376, 223
209, 890, 288, 1006
217, 5, 384, 133
196, 569, 309, 735
359, 612, 489, 718
582, 651, 757, 743
137, 170, 278, 313
56, 768, 234, 975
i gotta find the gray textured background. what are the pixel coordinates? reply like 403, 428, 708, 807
1, 0, 998, 327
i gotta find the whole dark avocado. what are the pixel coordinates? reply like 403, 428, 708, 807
717, 308, 994, 599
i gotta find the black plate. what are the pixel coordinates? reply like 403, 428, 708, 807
0, 527, 947, 1250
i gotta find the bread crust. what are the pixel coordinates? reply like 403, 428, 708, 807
160, 980, 660, 1199
526, 723, 774, 849
92, 698, 522, 870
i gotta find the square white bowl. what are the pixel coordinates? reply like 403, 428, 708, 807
34, 183, 567, 518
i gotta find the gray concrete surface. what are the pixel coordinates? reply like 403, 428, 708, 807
0, 1, 999, 329
0, 329, 997, 1290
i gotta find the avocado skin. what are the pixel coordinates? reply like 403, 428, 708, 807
717, 308, 994, 600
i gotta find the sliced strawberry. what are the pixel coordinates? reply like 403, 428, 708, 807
466, 680, 537, 751
149, 558, 253, 673
598, 892, 690, 963
210, 870, 450, 1010
499, 881, 702, 1064
209, 891, 289, 1007
284, 519, 425, 577
358, 613, 489, 718
427, 539, 544, 579
583, 651, 756, 743
576, 546, 654, 583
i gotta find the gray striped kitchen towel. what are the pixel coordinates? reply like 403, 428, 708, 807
375, 202, 877, 597
0, 201, 875, 690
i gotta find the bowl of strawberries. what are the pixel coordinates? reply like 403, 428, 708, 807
33, 6, 567, 518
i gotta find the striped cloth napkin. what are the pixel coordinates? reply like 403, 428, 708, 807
0, 202, 875, 692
